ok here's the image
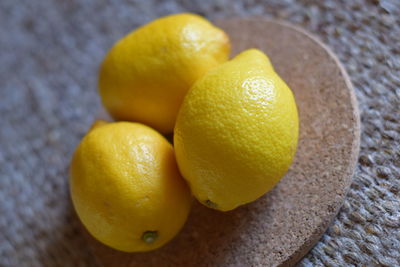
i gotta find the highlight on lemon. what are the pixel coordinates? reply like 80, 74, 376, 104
98, 13, 231, 134
174, 49, 299, 211
70, 121, 192, 252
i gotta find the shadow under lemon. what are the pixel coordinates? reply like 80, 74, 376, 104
85, 108, 279, 266
86, 192, 276, 267
41, 198, 97, 267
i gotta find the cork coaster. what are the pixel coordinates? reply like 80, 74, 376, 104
86, 18, 360, 266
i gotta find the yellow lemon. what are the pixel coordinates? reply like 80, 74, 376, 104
70, 121, 192, 252
174, 49, 299, 211
99, 13, 230, 134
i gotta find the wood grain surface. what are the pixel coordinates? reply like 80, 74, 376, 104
86, 18, 360, 267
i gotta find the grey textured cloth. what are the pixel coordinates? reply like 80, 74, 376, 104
1, 0, 399, 266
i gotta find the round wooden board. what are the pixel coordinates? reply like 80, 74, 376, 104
86, 18, 360, 267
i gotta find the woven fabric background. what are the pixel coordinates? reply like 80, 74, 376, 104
1, 0, 399, 266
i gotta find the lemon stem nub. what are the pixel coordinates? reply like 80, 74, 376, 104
205, 200, 218, 209
142, 231, 158, 244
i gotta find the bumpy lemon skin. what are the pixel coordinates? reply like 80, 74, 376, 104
174, 49, 299, 212
98, 13, 231, 134
70, 122, 192, 252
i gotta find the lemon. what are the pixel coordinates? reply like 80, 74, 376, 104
174, 49, 299, 211
99, 13, 230, 134
70, 122, 192, 252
